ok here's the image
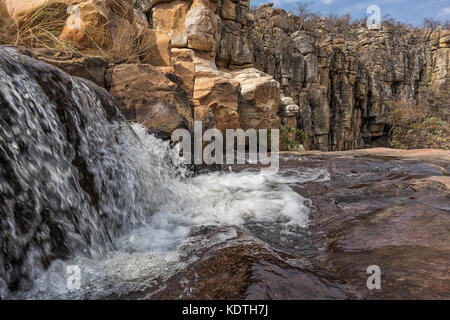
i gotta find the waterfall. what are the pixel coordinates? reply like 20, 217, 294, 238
0, 47, 311, 299
0, 47, 181, 297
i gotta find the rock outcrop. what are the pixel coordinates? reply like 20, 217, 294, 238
147, 0, 282, 134
1, 0, 283, 135
104, 1, 450, 150
19, 47, 109, 87
231, 68, 280, 130
3, 0, 447, 149
247, 5, 449, 151
106, 63, 194, 132
2, 0, 172, 66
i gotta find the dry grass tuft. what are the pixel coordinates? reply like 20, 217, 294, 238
0, 0, 156, 64
107, 22, 156, 64
0, 1, 74, 51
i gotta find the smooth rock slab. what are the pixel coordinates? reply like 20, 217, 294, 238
142, 148, 450, 300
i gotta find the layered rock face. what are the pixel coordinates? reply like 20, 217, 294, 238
247, 5, 449, 151
106, 63, 194, 131
3, 1, 447, 149
147, 0, 282, 132
2, 0, 282, 135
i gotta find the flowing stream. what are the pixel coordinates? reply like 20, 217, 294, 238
1, 46, 449, 300
0, 47, 326, 299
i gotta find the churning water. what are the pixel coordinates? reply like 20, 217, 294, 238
0, 47, 327, 299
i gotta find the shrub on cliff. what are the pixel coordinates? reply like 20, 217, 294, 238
389, 89, 450, 150
423, 17, 450, 30
295, 1, 321, 31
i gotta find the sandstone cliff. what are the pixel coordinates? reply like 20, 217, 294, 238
1, 0, 448, 151
247, 4, 449, 151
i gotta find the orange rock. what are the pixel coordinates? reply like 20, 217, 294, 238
2, 0, 49, 16
231, 68, 281, 130
194, 74, 240, 131
139, 29, 172, 67
186, 3, 221, 52
107, 63, 193, 133
152, 1, 188, 48
59, 1, 112, 49
57, 1, 136, 53
172, 48, 196, 97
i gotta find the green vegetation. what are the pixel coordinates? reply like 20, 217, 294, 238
280, 125, 309, 151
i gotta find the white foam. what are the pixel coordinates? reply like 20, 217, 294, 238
161, 169, 311, 227
20, 124, 331, 299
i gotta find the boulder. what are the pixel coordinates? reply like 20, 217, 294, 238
231, 68, 281, 130
107, 63, 193, 133
193, 74, 240, 131
31, 47, 108, 87
2, 0, 50, 16
59, 1, 113, 49
139, 28, 172, 66
292, 31, 316, 55
58, 0, 136, 55
152, 1, 188, 48
186, 3, 221, 52
172, 48, 195, 97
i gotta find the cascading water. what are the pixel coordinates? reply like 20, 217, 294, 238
0, 47, 321, 299
0, 47, 182, 297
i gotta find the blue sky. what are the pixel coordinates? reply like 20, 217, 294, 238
251, 0, 450, 26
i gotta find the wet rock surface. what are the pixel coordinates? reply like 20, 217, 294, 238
146, 149, 450, 300
0, 47, 181, 298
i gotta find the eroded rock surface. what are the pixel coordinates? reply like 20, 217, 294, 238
247, 5, 449, 151
106, 63, 194, 132
2, 0, 448, 144
145, 148, 450, 300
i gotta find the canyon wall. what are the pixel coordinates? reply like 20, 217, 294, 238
2, 0, 448, 150
247, 4, 449, 150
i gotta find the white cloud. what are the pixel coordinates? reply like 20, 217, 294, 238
439, 7, 450, 16
321, 0, 336, 4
